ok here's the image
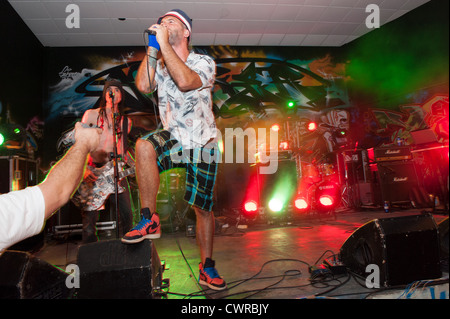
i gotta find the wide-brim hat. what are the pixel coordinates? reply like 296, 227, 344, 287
104, 79, 123, 91
101, 78, 125, 107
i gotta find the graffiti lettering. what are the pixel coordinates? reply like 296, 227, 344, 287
214, 58, 335, 119
59, 66, 80, 80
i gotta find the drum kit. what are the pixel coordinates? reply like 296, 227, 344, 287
298, 160, 341, 214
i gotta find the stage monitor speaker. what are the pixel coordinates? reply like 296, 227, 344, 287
377, 160, 419, 204
339, 213, 441, 287
77, 239, 162, 299
0, 250, 72, 299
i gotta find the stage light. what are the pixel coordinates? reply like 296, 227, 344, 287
242, 170, 264, 219
287, 101, 295, 108
336, 129, 347, 137
279, 141, 289, 150
267, 170, 297, 215
271, 124, 280, 132
0, 124, 27, 156
268, 198, 283, 212
314, 181, 341, 212
294, 197, 309, 210
318, 195, 334, 207
244, 200, 258, 213
307, 122, 317, 132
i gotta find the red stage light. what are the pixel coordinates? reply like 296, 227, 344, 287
318, 195, 334, 207
307, 122, 317, 131
294, 198, 309, 210
271, 124, 281, 132
244, 200, 258, 212
242, 170, 263, 218
315, 181, 341, 212
280, 141, 289, 150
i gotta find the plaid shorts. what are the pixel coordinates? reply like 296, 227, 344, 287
140, 130, 219, 212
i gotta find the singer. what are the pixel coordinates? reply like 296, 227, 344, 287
125, 9, 226, 291
75, 79, 134, 243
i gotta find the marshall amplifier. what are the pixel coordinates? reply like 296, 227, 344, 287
373, 146, 411, 162
377, 160, 419, 204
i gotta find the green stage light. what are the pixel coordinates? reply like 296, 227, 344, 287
335, 129, 347, 137
267, 172, 296, 213
0, 133, 4, 146
268, 198, 283, 212
287, 101, 295, 108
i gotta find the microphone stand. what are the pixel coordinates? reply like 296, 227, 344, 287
111, 93, 121, 239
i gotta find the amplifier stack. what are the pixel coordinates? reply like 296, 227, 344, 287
372, 145, 419, 207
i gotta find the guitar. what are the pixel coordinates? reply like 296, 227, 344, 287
71, 161, 135, 211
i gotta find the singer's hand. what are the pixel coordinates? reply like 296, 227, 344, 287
149, 24, 169, 48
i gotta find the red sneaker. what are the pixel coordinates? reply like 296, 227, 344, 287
121, 212, 160, 244
199, 258, 227, 291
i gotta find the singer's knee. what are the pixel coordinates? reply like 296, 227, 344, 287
136, 139, 157, 161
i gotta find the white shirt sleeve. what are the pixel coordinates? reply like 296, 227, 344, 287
0, 186, 46, 253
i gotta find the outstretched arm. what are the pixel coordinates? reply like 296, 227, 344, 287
38, 122, 101, 218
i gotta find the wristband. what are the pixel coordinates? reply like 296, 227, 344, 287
148, 34, 160, 50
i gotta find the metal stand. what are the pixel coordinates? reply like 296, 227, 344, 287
111, 95, 121, 238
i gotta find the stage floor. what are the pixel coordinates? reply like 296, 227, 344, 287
34, 208, 449, 300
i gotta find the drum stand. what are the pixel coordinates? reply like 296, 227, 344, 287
336, 151, 356, 211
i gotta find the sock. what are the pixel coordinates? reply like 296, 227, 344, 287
141, 207, 152, 220
204, 257, 215, 268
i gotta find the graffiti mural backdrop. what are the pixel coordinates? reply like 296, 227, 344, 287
41, 46, 448, 174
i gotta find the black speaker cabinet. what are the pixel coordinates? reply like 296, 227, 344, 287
0, 156, 38, 194
377, 160, 419, 204
0, 250, 72, 299
339, 213, 441, 287
77, 239, 162, 299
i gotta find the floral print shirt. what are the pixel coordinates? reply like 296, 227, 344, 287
155, 52, 217, 149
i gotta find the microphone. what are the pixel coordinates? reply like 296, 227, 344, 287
108, 89, 114, 99
144, 29, 157, 36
